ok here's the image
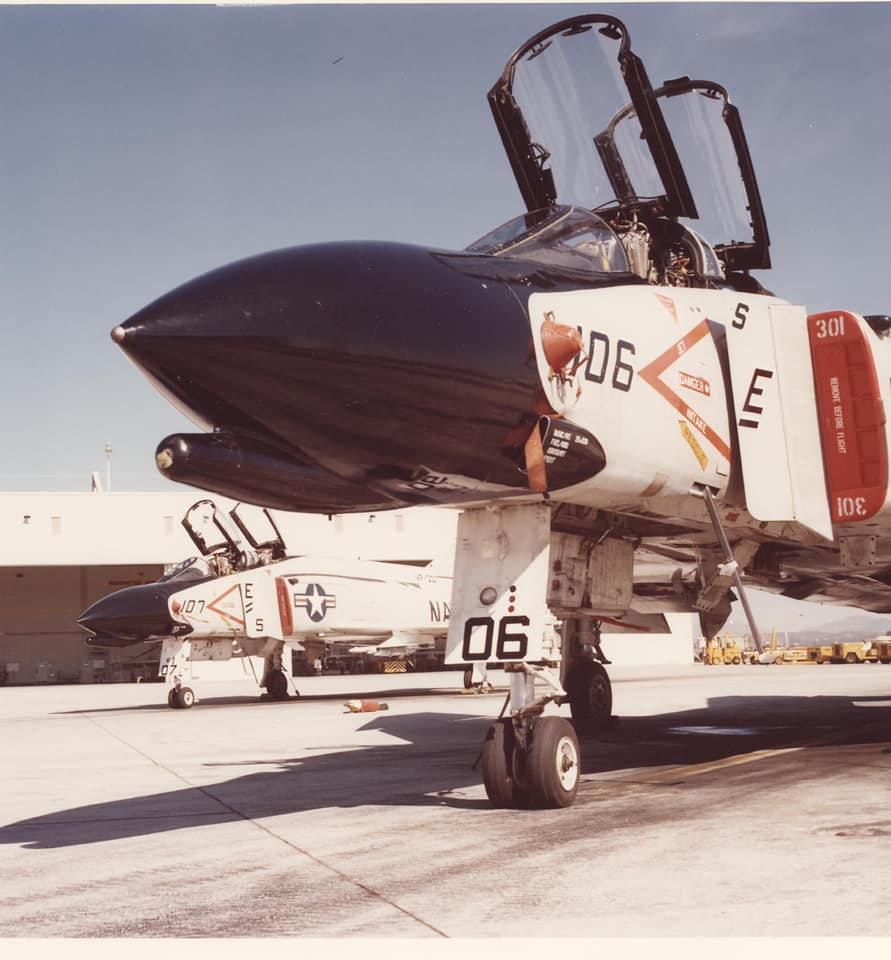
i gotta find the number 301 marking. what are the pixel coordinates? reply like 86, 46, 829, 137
836, 495, 867, 518
815, 315, 846, 339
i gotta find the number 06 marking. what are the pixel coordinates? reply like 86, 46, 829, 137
461, 615, 530, 660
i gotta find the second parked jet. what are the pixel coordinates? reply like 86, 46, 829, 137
78, 500, 452, 707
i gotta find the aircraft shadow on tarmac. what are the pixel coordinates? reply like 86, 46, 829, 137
3, 694, 889, 849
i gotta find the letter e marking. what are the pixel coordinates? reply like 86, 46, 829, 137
738, 368, 774, 429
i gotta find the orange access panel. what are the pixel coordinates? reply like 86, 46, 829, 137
809, 310, 888, 522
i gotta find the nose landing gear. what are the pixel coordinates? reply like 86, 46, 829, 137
160, 637, 198, 709
168, 684, 196, 709
481, 714, 581, 809
479, 663, 582, 809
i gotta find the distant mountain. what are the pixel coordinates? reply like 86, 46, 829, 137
724, 612, 891, 646
787, 616, 891, 645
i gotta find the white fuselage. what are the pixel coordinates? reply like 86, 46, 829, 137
167, 556, 452, 644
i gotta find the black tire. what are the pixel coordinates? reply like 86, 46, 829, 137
175, 686, 195, 709
567, 660, 612, 727
732, 656, 741, 665
845, 652, 858, 664
463, 666, 474, 689
525, 717, 580, 809
266, 670, 289, 700
168, 688, 180, 709
481, 719, 523, 808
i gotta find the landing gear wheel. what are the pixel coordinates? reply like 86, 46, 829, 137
525, 717, 580, 809
175, 687, 195, 709
167, 688, 179, 709
266, 670, 289, 700
567, 660, 612, 728
481, 719, 526, 808
463, 666, 474, 689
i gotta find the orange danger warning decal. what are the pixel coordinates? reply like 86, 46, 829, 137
809, 310, 888, 522
206, 584, 245, 626
639, 320, 731, 461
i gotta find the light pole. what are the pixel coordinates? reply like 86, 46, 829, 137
104, 443, 112, 492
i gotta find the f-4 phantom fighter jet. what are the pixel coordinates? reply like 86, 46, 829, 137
78, 500, 451, 708
110, 13, 891, 806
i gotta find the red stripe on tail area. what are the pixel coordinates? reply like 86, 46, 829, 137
809, 311, 887, 522
276, 577, 293, 635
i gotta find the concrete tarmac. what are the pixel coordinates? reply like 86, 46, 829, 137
0, 663, 890, 938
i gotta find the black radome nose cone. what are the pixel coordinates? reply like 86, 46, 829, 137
78, 583, 178, 642
112, 241, 542, 503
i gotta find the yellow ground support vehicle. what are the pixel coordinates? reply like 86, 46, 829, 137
808, 645, 834, 664
749, 629, 789, 664
776, 646, 811, 663
752, 645, 800, 664
830, 642, 875, 664
866, 639, 891, 664
703, 635, 744, 665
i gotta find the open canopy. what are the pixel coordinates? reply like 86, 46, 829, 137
489, 13, 769, 271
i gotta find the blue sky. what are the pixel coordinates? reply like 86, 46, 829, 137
3, 3, 891, 631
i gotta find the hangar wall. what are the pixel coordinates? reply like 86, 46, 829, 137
1, 491, 459, 567
1, 564, 164, 684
